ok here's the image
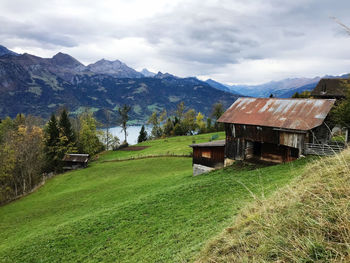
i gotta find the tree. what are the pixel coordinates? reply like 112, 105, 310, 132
58, 109, 76, 145
11, 125, 44, 194
292, 92, 300, 98
292, 91, 311, 98
330, 83, 350, 128
175, 101, 186, 122
206, 117, 213, 132
138, 125, 148, 143
163, 118, 174, 137
148, 111, 162, 139
103, 109, 112, 151
182, 109, 197, 135
44, 114, 60, 172
211, 102, 225, 131
77, 112, 104, 156
196, 112, 206, 133
118, 105, 131, 144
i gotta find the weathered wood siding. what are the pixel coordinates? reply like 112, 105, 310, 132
279, 131, 304, 149
193, 146, 225, 168
225, 123, 302, 163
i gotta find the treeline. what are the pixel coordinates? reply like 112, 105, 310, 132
0, 109, 111, 204
138, 101, 225, 142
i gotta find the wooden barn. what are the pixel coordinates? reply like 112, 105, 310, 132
218, 98, 336, 164
63, 154, 89, 170
189, 140, 225, 176
311, 78, 350, 100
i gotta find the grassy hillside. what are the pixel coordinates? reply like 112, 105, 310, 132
197, 150, 350, 262
0, 133, 310, 262
98, 132, 225, 161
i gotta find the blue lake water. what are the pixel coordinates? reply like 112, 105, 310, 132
109, 125, 152, 145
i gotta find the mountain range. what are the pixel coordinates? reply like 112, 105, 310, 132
0, 45, 239, 123
0, 44, 348, 123
226, 74, 349, 98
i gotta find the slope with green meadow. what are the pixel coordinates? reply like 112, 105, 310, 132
0, 132, 311, 262
197, 150, 350, 262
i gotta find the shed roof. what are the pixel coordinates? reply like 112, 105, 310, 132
63, 154, 89, 163
218, 98, 335, 131
311, 78, 350, 98
190, 140, 225, 148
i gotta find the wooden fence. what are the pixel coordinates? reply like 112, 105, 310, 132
304, 143, 345, 156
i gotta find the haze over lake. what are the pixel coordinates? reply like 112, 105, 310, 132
109, 125, 152, 145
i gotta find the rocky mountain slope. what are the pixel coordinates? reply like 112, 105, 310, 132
0, 45, 18, 56
0, 47, 239, 123
86, 59, 143, 78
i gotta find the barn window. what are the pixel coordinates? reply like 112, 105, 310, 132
202, 150, 211, 158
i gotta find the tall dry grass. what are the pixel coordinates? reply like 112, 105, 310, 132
197, 149, 350, 262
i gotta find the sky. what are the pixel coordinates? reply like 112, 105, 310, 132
1, 0, 350, 84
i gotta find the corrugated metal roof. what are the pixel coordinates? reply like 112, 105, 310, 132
63, 154, 89, 163
190, 140, 225, 148
218, 98, 335, 131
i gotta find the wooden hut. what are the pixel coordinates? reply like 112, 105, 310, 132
63, 154, 89, 170
189, 140, 225, 176
311, 78, 350, 100
218, 98, 337, 164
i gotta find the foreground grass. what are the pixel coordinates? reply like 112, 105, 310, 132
97, 131, 225, 162
197, 151, 350, 262
0, 157, 310, 262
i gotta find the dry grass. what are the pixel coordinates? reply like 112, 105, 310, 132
197, 150, 350, 262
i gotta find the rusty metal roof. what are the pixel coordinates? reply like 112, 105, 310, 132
63, 154, 89, 163
190, 140, 225, 148
218, 98, 335, 131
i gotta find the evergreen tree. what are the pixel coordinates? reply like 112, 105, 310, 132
44, 114, 60, 172
46, 114, 59, 146
137, 125, 148, 143
58, 109, 76, 145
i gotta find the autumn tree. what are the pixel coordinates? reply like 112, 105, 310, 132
77, 112, 104, 156
182, 109, 197, 135
196, 112, 206, 133
148, 111, 162, 139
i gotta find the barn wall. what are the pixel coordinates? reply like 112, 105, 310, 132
224, 123, 302, 163
193, 146, 225, 168
279, 131, 304, 150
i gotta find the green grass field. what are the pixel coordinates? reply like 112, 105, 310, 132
0, 133, 310, 262
97, 132, 225, 161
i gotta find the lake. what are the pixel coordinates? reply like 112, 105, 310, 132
108, 125, 152, 145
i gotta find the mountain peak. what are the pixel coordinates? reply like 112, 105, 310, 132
87, 59, 143, 78
0, 45, 19, 57
154, 72, 176, 79
141, 68, 156, 77
51, 52, 85, 71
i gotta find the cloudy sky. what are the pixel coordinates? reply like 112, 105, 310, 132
1, 0, 350, 84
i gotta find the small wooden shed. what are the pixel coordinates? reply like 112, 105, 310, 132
189, 140, 225, 176
63, 154, 89, 170
311, 78, 350, 100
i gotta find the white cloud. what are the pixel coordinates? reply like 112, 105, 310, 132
1, 0, 350, 84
